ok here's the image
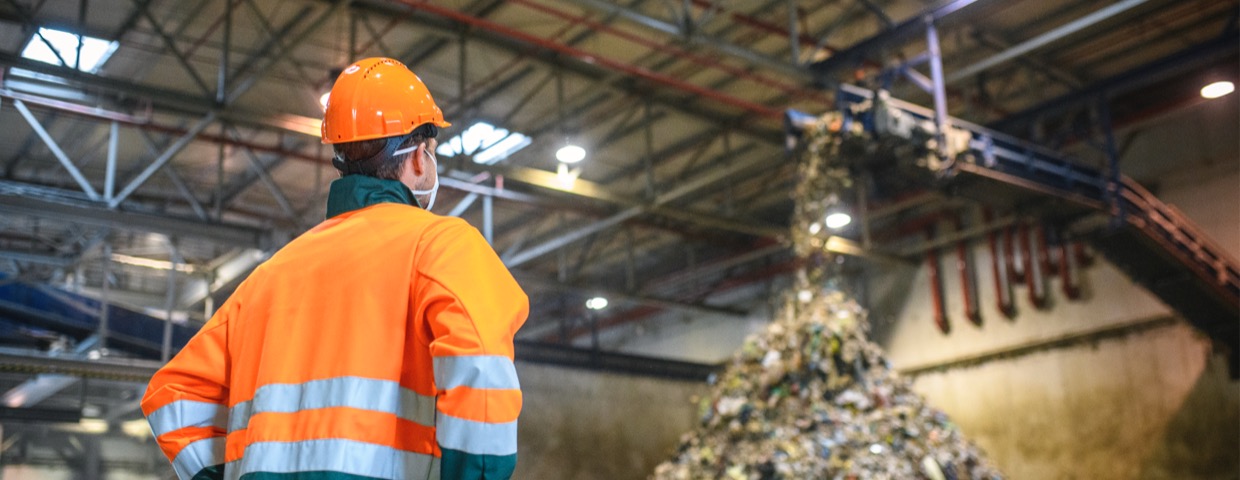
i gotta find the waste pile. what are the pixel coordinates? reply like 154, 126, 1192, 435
651, 111, 1002, 480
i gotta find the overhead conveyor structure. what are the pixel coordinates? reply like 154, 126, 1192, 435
787, 83, 1240, 376
0, 279, 198, 360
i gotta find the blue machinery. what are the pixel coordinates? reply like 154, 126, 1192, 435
787, 82, 1240, 376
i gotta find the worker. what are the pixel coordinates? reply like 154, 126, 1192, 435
141, 57, 529, 480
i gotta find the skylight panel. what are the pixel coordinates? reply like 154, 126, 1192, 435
21, 27, 118, 73
436, 121, 532, 165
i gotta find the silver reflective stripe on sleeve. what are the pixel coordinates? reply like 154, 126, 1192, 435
225, 439, 439, 480
172, 437, 226, 480
432, 356, 520, 390
227, 376, 435, 432
148, 400, 228, 437
436, 414, 518, 456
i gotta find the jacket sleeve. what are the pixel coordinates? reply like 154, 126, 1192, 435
417, 219, 529, 480
141, 300, 235, 480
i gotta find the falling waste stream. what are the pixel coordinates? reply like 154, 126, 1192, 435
650, 112, 1003, 480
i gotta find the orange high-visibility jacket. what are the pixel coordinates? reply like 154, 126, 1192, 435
142, 176, 529, 480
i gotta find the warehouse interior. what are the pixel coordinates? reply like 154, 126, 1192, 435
0, 0, 1236, 478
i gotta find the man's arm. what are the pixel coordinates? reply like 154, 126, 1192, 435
141, 300, 235, 480
418, 219, 529, 480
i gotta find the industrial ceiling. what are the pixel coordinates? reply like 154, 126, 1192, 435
0, 0, 1236, 473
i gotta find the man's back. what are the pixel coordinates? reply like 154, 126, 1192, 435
143, 197, 528, 480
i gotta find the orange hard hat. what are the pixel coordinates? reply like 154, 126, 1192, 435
321, 57, 451, 144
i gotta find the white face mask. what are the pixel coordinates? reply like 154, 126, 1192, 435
394, 144, 439, 211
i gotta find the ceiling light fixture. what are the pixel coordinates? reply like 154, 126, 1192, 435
825, 212, 852, 229
556, 144, 586, 164
1201, 80, 1235, 99
585, 296, 608, 310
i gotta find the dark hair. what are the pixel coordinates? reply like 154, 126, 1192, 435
331, 124, 439, 179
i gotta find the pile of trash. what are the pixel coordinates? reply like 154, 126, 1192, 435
650, 290, 1001, 479
650, 111, 1001, 480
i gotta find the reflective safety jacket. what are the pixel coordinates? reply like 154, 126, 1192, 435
142, 176, 529, 480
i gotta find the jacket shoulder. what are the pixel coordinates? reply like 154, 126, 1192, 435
421, 215, 485, 246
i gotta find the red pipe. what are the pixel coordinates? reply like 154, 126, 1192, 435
690, 0, 827, 50
1060, 241, 1082, 299
986, 213, 1015, 318
1036, 224, 1053, 276
1007, 225, 1024, 283
393, 1, 784, 119
954, 217, 981, 325
1022, 223, 1048, 308
1045, 232, 1060, 276
927, 228, 949, 334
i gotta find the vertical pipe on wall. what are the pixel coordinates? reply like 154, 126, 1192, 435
1036, 224, 1053, 276
1008, 225, 1025, 282
926, 227, 949, 334
986, 210, 1015, 317
955, 216, 981, 325
1061, 241, 1082, 299
1023, 223, 1047, 308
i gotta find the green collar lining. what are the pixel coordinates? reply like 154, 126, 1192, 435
325, 175, 421, 218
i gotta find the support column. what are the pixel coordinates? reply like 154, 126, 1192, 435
161, 241, 181, 363
98, 241, 111, 351
925, 17, 949, 161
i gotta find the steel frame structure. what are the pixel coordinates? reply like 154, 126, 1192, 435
0, 0, 1235, 474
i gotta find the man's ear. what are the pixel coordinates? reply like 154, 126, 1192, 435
406, 144, 426, 177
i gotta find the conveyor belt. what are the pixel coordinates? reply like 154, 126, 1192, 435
791, 86, 1240, 375
0, 279, 198, 359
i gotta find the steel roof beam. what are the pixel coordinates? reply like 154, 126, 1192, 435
991, 34, 1239, 133
109, 112, 217, 208
557, 0, 808, 79
808, 0, 984, 84
11, 100, 101, 201
502, 147, 779, 268
381, 0, 783, 120
224, 0, 351, 105
947, 0, 1150, 85
0, 186, 273, 249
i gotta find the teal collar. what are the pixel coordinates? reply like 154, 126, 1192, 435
325, 175, 421, 218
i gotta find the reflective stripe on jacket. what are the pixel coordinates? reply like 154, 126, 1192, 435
142, 179, 528, 480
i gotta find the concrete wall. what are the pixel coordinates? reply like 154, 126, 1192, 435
867, 164, 1240, 479
515, 362, 706, 480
